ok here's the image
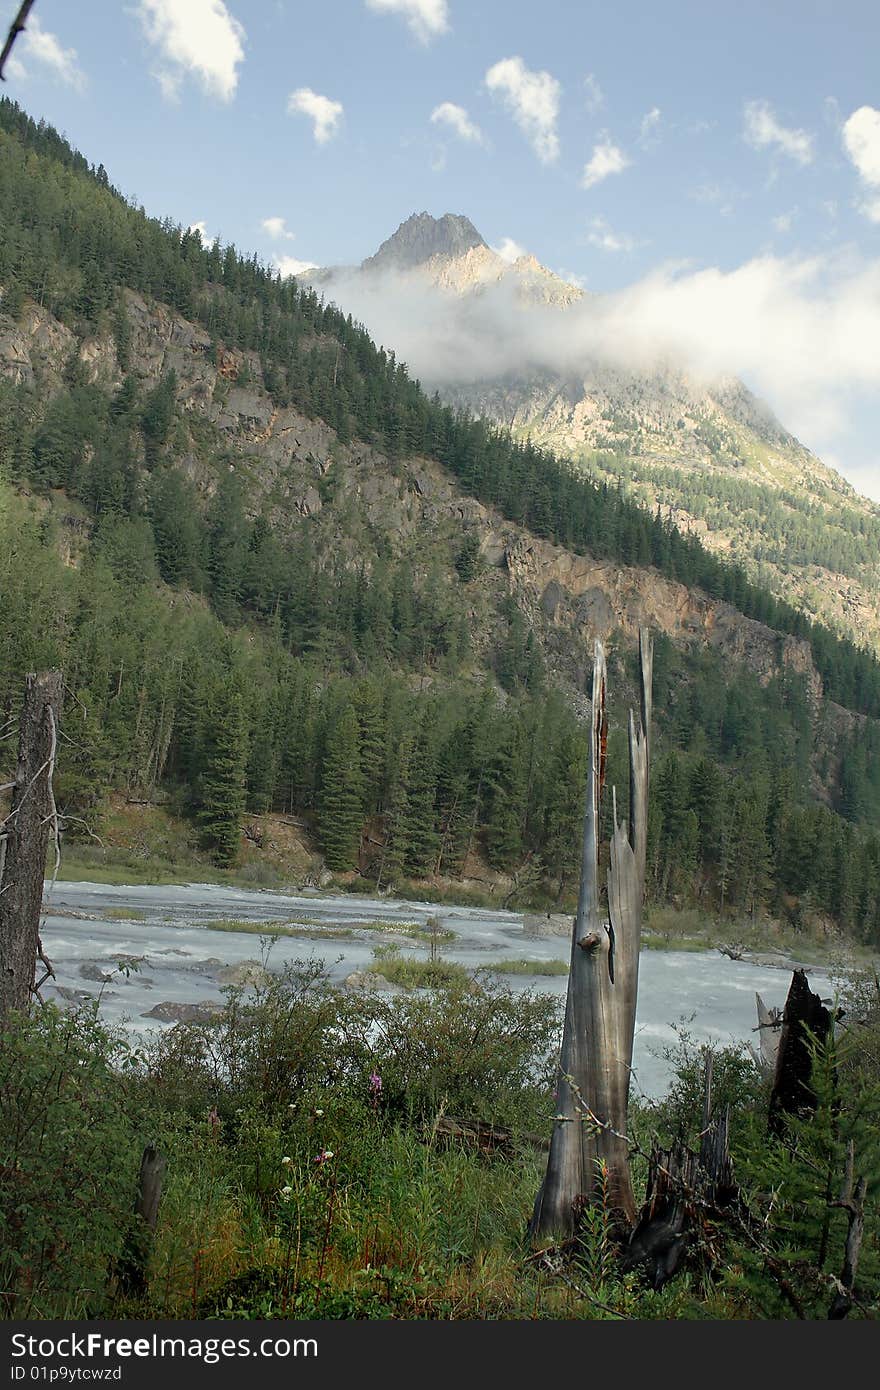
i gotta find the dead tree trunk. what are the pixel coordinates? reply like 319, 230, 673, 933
118, 1145, 166, 1298
768, 968, 832, 1135
530, 630, 652, 1237
0, 671, 63, 1022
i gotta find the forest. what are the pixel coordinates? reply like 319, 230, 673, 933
1, 97, 880, 939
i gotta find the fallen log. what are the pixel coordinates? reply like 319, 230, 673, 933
432, 1114, 549, 1156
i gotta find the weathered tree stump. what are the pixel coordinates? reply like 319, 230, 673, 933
622, 1054, 737, 1288
768, 969, 832, 1134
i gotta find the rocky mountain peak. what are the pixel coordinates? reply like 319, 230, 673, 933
362, 212, 487, 273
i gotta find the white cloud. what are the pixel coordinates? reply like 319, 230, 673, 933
583, 73, 604, 114
188, 221, 219, 246
639, 106, 661, 144
491, 237, 527, 264
262, 216, 295, 240
136, 0, 245, 102
582, 138, 629, 189
365, 0, 449, 45
772, 209, 797, 234
743, 100, 814, 165
842, 106, 880, 223
287, 88, 344, 144
310, 248, 880, 499
485, 56, 561, 164
430, 102, 485, 145
13, 16, 86, 92
587, 217, 635, 253
274, 255, 318, 279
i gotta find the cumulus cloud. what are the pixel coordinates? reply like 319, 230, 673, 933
262, 216, 295, 240
485, 56, 561, 164
12, 16, 87, 91
430, 102, 485, 145
310, 248, 880, 493
582, 139, 629, 189
365, 0, 449, 44
743, 100, 814, 164
583, 72, 604, 114
274, 255, 319, 279
587, 217, 635, 253
287, 88, 344, 144
842, 106, 880, 223
137, 1, 245, 102
490, 237, 527, 264
188, 220, 219, 246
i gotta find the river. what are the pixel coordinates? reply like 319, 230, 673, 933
40, 879, 835, 1098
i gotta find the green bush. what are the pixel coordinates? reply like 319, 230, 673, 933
0, 1006, 140, 1318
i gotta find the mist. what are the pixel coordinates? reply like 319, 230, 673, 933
306, 251, 880, 496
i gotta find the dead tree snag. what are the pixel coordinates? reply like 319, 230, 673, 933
530, 630, 652, 1237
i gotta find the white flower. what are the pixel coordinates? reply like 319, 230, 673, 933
281, 1155, 292, 1166
280, 1185, 293, 1200
314, 1108, 324, 1116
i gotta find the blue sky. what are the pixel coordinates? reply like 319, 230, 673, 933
4, 0, 880, 498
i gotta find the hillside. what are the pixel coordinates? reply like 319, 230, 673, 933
1, 97, 880, 941
311, 214, 880, 657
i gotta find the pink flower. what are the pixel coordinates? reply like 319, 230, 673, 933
369, 1072, 382, 1093
315, 1148, 334, 1165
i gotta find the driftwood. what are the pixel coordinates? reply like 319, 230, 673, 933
531, 631, 652, 1237
433, 1114, 549, 1155
622, 1054, 737, 1289
0, 671, 63, 1020
768, 969, 832, 1134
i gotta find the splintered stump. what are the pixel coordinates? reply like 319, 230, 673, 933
622, 1055, 737, 1289
768, 968, 832, 1134
530, 630, 652, 1238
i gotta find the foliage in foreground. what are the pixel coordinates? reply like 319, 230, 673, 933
1, 965, 878, 1320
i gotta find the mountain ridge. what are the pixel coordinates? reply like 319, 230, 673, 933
309, 213, 880, 655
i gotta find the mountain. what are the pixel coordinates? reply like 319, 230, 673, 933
310, 215, 880, 657
2, 98, 880, 938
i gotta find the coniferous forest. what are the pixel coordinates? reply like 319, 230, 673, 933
1, 96, 879, 938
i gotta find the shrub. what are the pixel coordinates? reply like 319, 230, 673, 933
0, 1006, 140, 1317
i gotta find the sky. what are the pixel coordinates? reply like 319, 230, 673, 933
3, 0, 880, 500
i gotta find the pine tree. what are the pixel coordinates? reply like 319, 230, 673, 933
197, 674, 248, 864
317, 703, 364, 870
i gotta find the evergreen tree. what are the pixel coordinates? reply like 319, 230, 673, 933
317, 703, 364, 871
197, 673, 248, 864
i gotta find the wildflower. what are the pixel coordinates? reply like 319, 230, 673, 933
281, 1155, 292, 1166
315, 1148, 334, 1165
369, 1072, 382, 1093
280, 1185, 293, 1200
314, 1108, 324, 1117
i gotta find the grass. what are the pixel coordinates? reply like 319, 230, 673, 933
100, 907, 147, 922
200, 917, 456, 942
484, 958, 569, 976
367, 956, 473, 990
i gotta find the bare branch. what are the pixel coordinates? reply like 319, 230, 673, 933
0, 1, 37, 81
